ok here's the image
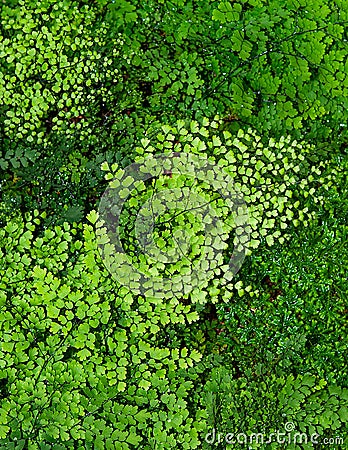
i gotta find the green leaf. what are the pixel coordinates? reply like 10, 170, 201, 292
47, 305, 60, 319
86, 210, 99, 225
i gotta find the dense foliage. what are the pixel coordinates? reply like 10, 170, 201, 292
0, 213, 207, 447
0, 0, 347, 448
203, 367, 348, 449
